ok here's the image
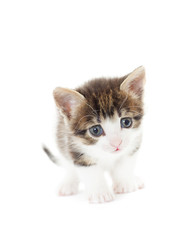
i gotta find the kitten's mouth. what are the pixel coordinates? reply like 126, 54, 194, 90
114, 148, 120, 152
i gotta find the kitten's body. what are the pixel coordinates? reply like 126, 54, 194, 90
44, 66, 145, 203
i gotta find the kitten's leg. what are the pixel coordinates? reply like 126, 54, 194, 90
58, 163, 79, 196
111, 154, 144, 194
77, 165, 115, 203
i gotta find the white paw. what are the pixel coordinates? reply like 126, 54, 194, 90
113, 176, 144, 194
58, 181, 79, 196
88, 190, 115, 204
135, 176, 145, 190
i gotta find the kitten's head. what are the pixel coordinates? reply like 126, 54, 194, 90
53, 66, 145, 158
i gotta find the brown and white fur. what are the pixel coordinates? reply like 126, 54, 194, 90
43, 66, 146, 203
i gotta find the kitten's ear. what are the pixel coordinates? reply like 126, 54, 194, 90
53, 87, 85, 118
120, 66, 146, 98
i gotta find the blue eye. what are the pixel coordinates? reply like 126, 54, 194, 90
89, 125, 103, 137
121, 118, 132, 128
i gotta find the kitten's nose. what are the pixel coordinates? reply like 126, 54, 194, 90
110, 138, 122, 149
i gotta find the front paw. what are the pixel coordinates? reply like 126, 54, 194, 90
113, 176, 144, 194
88, 190, 115, 204
58, 181, 79, 196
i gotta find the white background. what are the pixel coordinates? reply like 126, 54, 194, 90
0, 0, 196, 239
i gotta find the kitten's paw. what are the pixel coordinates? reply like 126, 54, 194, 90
88, 190, 115, 204
135, 176, 145, 190
58, 181, 79, 196
113, 176, 144, 194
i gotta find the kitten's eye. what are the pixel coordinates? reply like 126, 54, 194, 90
89, 125, 103, 137
121, 118, 132, 128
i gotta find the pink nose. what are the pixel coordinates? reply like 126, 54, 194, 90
110, 138, 122, 148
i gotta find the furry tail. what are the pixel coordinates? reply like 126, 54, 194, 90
42, 145, 59, 165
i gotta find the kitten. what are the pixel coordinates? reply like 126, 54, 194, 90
43, 66, 146, 203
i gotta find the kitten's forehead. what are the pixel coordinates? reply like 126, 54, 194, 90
76, 77, 124, 118
83, 93, 142, 123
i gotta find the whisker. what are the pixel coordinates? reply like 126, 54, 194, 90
130, 110, 143, 116
80, 98, 98, 117
119, 94, 128, 112
118, 94, 142, 112
73, 114, 96, 132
